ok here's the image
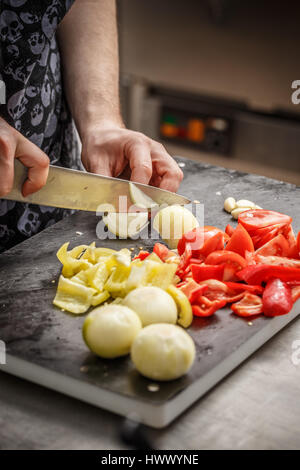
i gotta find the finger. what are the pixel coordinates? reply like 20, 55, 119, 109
82, 152, 113, 177
118, 163, 131, 180
152, 152, 183, 192
0, 133, 15, 197
16, 137, 50, 196
126, 142, 153, 185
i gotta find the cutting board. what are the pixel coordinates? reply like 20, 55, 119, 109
0, 159, 299, 428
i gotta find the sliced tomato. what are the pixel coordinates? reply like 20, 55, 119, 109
231, 293, 263, 317
191, 264, 225, 282
177, 226, 228, 256
133, 250, 150, 261
197, 232, 225, 260
225, 224, 235, 237
238, 210, 292, 232
224, 281, 263, 295
178, 279, 207, 304
254, 254, 300, 268
263, 278, 293, 317
192, 297, 226, 317
237, 264, 300, 285
153, 242, 170, 261
282, 225, 299, 258
205, 250, 247, 281
254, 234, 290, 257
250, 224, 288, 249
225, 224, 254, 258
176, 245, 192, 278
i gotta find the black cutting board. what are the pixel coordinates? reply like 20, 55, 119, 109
0, 159, 299, 428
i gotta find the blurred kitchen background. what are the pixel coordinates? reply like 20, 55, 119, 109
117, 0, 300, 184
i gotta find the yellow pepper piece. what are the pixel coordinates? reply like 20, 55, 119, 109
57, 242, 91, 277
145, 260, 177, 290
53, 275, 96, 314
167, 284, 193, 328
91, 290, 110, 306
104, 265, 131, 297
85, 262, 109, 292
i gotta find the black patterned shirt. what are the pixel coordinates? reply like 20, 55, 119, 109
0, 0, 81, 253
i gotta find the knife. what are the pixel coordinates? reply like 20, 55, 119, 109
3, 160, 190, 212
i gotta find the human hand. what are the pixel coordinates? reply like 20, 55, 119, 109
81, 122, 183, 192
0, 118, 49, 198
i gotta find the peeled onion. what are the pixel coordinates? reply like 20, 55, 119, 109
153, 205, 199, 249
82, 304, 142, 358
123, 286, 177, 326
131, 323, 196, 381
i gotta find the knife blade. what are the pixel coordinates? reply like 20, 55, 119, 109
3, 160, 190, 212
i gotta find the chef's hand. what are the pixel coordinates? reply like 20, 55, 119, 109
0, 118, 49, 198
81, 123, 183, 192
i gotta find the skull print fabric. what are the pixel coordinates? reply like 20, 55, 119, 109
0, 0, 81, 253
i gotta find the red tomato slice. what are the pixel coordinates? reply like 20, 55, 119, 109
254, 254, 300, 268
263, 278, 293, 317
133, 251, 150, 261
237, 265, 300, 285
153, 243, 170, 261
191, 264, 225, 282
231, 293, 263, 317
205, 250, 247, 281
238, 210, 292, 232
225, 224, 235, 237
254, 234, 290, 257
225, 224, 254, 258
282, 225, 299, 258
177, 226, 229, 256
224, 282, 263, 295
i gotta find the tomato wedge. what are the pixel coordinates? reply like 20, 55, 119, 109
237, 265, 300, 285
133, 250, 150, 261
238, 210, 292, 232
282, 225, 299, 258
253, 254, 300, 268
231, 293, 263, 317
191, 264, 225, 282
225, 224, 254, 257
254, 234, 290, 257
205, 250, 247, 281
224, 281, 263, 295
153, 243, 170, 261
263, 278, 293, 317
177, 226, 228, 256
225, 224, 235, 237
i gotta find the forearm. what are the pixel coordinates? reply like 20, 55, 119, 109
57, 0, 123, 138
